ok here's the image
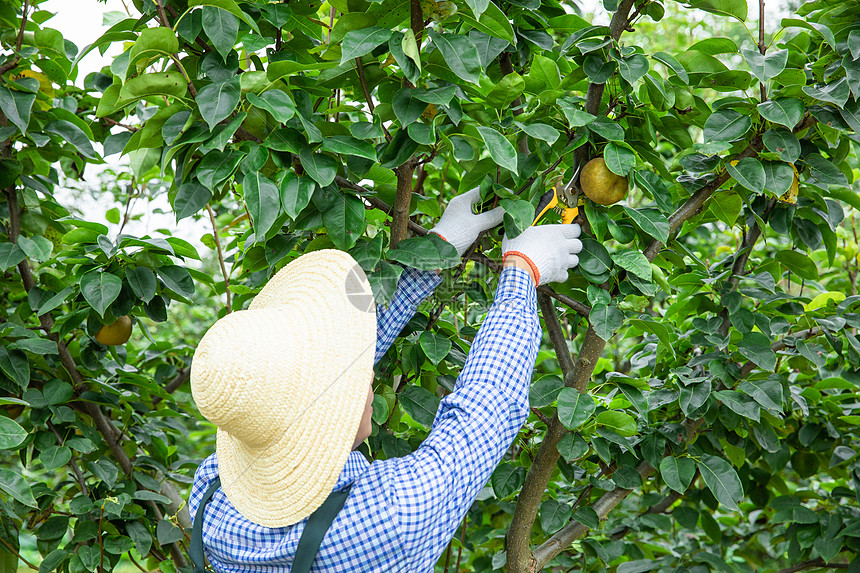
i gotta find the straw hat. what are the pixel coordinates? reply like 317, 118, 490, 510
191, 249, 376, 527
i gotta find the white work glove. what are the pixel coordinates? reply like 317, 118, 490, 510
502, 224, 583, 285
429, 188, 505, 256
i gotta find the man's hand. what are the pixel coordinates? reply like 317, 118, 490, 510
429, 188, 504, 257
502, 224, 583, 286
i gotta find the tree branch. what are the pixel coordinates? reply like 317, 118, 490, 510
643, 115, 817, 262
739, 327, 821, 378
206, 203, 232, 314
152, 367, 191, 407
775, 558, 849, 573
47, 421, 90, 499
537, 292, 575, 374
391, 160, 418, 248
531, 461, 654, 571
0, 0, 29, 76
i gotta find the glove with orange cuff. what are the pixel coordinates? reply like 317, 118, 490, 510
502, 224, 583, 286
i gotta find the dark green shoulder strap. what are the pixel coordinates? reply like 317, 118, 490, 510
190, 477, 222, 573
190, 478, 352, 573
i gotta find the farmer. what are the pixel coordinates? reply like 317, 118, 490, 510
188, 188, 583, 572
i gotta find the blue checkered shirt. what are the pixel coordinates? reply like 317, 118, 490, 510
188, 266, 541, 572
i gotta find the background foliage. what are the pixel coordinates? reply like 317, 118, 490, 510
2, 0, 860, 571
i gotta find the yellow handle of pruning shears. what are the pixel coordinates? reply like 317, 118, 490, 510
532, 187, 579, 225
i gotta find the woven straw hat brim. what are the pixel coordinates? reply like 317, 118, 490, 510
191, 250, 375, 527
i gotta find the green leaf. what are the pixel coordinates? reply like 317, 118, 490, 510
590, 303, 624, 341
501, 199, 535, 238
401, 28, 421, 71
588, 117, 625, 141
340, 26, 392, 63
127, 267, 157, 302
530, 376, 563, 408
399, 384, 440, 427
117, 72, 187, 106
696, 454, 744, 512
572, 506, 600, 529
805, 153, 848, 188
578, 237, 613, 280
491, 463, 525, 498
476, 126, 518, 174
0, 347, 29, 388
703, 109, 752, 142
775, 249, 818, 280
757, 97, 803, 129
196, 76, 241, 131
687, 0, 746, 20
595, 411, 637, 437
742, 48, 787, 83
128, 27, 179, 67
243, 173, 280, 240
528, 54, 561, 90
299, 149, 338, 187
202, 5, 239, 59
156, 519, 183, 545
174, 182, 212, 221
279, 173, 315, 219
660, 456, 695, 493
419, 331, 452, 365
617, 54, 649, 84
485, 72, 525, 108
709, 191, 742, 226
321, 135, 378, 161
80, 271, 122, 317
0, 468, 38, 507
0, 243, 25, 271
737, 332, 777, 371
157, 266, 195, 298
44, 120, 99, 161
726, 157, 765, 193
465, 0, 490, 18
762, 128, 800, 164
514, 122, 559, 144
611, 250, 651, 280
557, 388, 596, 430
246, 89, 296, 123
428, 30, 482, 84
0, 417, 26, 449
40, 445, 72, 471
126, 521, 152, 557
652, 51, 689, 83
368, 261, 403, 304
387, 234, 460, 270
739, 378, 783, 412
540, 499, 572, 535
0, 85, 36, 134
603, 142, 636, 176
715, 390, 761, 421
17, 235, 52, 262
803, 78, 850, 107
392, 88, 426, 127
459, 0, 515, 45
322, 192, 366, 250
763, 161, 794, 196
623, 207, 669, 243
558, 98, 596, 127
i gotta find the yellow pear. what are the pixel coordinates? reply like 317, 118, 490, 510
581, 158, 629, 206
95, 315, 132, 346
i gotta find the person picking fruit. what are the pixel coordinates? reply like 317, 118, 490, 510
188, 187, 583, 572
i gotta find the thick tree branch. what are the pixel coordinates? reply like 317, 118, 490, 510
391, 160, 418, 248
506, 325, 607, 572
531, 461, 654, 570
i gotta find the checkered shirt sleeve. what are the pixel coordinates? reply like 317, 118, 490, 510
376, 266, 541, 568
374, 266, 443, 363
